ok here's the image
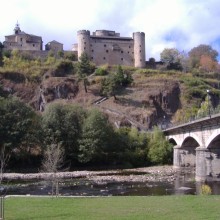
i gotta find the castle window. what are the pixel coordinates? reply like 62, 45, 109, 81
84, 47, 86, 50
84, 42, 86, 44
103, 57, 106, 60
140, 50, 141, 53
104, 44, 106, 47
91, 49, 94, 52
33, 44, 35, 47
121, 51, 123, 53
121, 58, 123, 61
128, 51, 130, 54
20, 38, 22, 42
106, 50, 109, 53
140, 45, 141, 47
91, 57, 93, 60
21, 44, 22, 47
129, 46, 131, 48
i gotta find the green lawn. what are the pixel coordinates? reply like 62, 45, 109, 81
4, 196, 220, 220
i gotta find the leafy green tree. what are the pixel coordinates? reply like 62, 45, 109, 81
114, 65, 133, 86
101, 76, 118, 100
0, 97, 39, 178
77, 52, 95, 93
148, 126, 173, 164
78, 109, 115, 163
101, 65, 133, 100
42, 103, 86, 163
188, 44, 218, 69
160, 48, 182, 70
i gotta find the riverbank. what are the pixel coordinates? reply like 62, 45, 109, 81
2, 166, 194, 184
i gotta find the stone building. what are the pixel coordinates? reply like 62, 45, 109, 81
75, 30, 146, 68
3, 23, 43, 51
45, 40, 63, 52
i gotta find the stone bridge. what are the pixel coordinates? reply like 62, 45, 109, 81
164, 113, 220, 181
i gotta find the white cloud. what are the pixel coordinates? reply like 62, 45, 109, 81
1, 0, 220, 60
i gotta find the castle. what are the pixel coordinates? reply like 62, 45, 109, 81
3, 24, 146, 68
74, 30, 146, 68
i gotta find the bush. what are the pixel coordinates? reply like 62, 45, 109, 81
55, 60, 74, 76
200, 184, 212, 195
95, 67, 108, 76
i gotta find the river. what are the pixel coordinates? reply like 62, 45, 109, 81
1, 166, 220, 196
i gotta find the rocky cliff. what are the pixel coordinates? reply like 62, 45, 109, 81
0, 70, 183, 130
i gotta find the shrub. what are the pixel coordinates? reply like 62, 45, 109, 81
200, 184, 212, 195
55, 60, 74, 76
95, 67, 108, 76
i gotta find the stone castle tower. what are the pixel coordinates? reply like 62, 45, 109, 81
76, 30, 146, 68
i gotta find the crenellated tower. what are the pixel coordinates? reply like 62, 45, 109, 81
133, 32, 146, 68
77, 30, 91, 60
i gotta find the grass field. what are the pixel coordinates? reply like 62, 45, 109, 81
4, 196, 220, 220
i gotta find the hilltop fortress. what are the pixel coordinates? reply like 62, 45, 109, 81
3, 24, 146, 67
74, 30, 146, 68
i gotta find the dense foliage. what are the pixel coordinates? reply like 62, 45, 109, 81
0, 95, 173, 170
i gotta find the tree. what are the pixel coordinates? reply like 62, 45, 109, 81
199, 55, 217, 72
0, 97, 39, 180
78, 109, 115, 163
42, 103, 85, 164
160, 48, 182, 70
77, 52, 95, 93
41, 143, 64, 196
101, 65, 133, 100
188, 44, 218, 69
114, 65, 133, 86
148, 127, 173, 164
101, 76, 118, 100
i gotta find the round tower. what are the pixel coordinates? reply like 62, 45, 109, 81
133, 32, 146, 68
77, 30, 91, 60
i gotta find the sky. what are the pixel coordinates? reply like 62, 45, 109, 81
1, 0, 220, 61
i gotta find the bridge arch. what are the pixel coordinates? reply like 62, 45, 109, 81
168, 138, 177, 146
180, 133, 202, 148
206, 129, 220, 148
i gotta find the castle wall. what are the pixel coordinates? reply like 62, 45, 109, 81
90, 37, 134, 66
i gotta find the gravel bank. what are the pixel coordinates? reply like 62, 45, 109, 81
1, 166, 190, 184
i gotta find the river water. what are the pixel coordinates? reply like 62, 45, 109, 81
1, 168, 220, 196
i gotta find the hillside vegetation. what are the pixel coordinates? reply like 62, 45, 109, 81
0, 47, 220, 171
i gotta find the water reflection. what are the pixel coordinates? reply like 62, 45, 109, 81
1, 168, 220, 196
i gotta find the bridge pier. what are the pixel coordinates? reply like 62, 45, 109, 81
173, 145, 181, 168
195, 147, 209, 181
173, 145, 196, 168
